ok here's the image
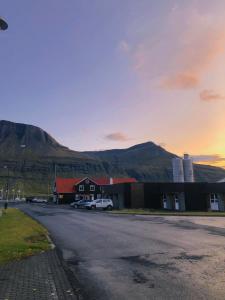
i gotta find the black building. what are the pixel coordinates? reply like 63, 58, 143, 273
104, 182, 225, 211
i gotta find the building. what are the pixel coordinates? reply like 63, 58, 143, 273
103, 182, 225, 211
54, 177, 137, 204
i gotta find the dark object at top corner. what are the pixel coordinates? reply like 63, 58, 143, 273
0, 18, 8, 30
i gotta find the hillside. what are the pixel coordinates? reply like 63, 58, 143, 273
0, 120, 225, 196
85, 143, 225, 182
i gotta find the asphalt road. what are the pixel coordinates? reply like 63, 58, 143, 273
20, 204, 225, 300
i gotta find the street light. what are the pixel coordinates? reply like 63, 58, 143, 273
0, 17, 8, 31
3, 166, 9, 202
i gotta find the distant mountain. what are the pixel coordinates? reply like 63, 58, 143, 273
0, 120, 224, 196
0, 120, 88, 159
85, 142, 225, 182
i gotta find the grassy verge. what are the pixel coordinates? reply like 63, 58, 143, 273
109, 209, 225, 217
0, 208, 50, 264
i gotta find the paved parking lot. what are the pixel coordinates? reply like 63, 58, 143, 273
20, 204, 225, 300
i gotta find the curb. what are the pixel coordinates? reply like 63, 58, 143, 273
55, 247, 83, 300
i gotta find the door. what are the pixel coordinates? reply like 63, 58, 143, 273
96, 200, 103, 208
174, 194, 179, 210
163, 200, 167, 209
210, 194, 219, 211
162, 194, 167, 209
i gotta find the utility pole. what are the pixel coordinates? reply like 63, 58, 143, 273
54, 163, 57, 181
53, 163, 59, 204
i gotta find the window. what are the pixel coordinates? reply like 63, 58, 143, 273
210, 193, 218, 202
79, 185, 84, 191
90, 185, 95, 191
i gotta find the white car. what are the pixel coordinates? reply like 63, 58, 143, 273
32, 198, 47, 203
85, 199, 113, 210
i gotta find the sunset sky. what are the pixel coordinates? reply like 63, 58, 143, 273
1, 0, 225, 167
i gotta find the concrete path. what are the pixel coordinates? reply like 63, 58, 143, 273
21, 204, 225, 300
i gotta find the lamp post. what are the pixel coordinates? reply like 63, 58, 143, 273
0, 17, 8, 31
20, 144, 26, 200
4, 166, 9, 202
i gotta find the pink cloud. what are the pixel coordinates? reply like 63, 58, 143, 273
127, 9, 225, 90
199, 89, 225, 102
161, 73, 199, 90
161, 27, 225, 90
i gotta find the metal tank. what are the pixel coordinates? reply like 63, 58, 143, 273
172, 158, 184, 182
183, 154, 194, 182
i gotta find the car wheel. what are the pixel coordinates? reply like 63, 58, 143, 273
91, 205, 96, 210
107, 205, 112, 210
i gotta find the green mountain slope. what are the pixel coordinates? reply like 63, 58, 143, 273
85, 143, 225, 182
0, 120, 224, 196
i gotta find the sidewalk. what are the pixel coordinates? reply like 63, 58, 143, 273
0, 249, 82, 300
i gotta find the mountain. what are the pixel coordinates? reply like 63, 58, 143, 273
0, 120, 225, 196
0, 120, 88, 159
85, 143, 225, 182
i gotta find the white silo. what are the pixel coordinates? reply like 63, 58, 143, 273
183, 154, 194, 182
172, 158, 184, 182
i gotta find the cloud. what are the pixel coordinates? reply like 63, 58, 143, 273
118, 40, 130, 53
160, 18, 225, 90
199, 89, 225, 102
125, 8, 225, 90
192, 154, 225, 164
161, 73, 199, 90
104, 132, 130, 142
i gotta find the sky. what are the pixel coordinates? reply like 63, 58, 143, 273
1, 0, 225, 167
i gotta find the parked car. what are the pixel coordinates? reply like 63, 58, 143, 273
77, 200, 92, 208
71, 199, 88, 208
83, 199, 99, 210
85, 199, 113, 210
70, 200, 81, 208
32, 198, 48, 203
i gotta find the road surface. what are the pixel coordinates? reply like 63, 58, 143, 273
20, 204, 225, 300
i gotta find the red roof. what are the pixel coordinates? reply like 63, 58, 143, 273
55, 178, 82, 193
113, 178, 137, 184
55, 177, 137, 193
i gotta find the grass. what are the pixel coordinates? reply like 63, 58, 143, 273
0, 208, 50, 264
109, 208, 225, 217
